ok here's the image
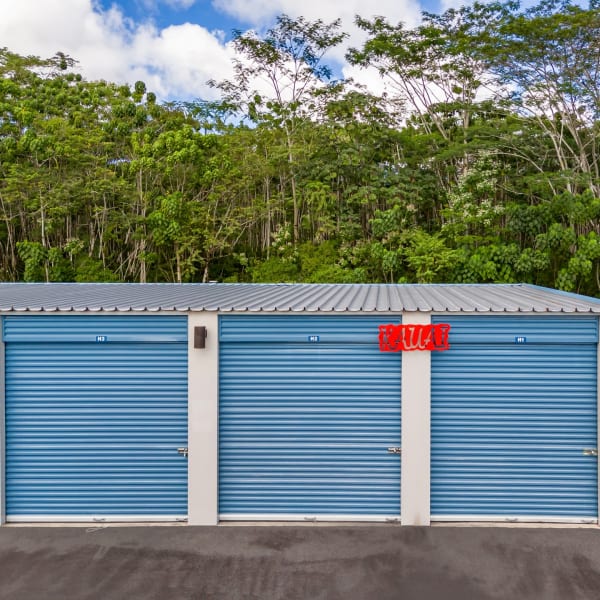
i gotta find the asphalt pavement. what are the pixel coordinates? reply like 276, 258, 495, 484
0, 524, 599, 600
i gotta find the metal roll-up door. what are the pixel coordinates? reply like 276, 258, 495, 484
3, 315, 188, 522
431, 316, 598, 521
219, 315, 402, 520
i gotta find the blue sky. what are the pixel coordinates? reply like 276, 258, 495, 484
98, 0, 443, 38
0, 0, 451, 101
97, 1, 247, 36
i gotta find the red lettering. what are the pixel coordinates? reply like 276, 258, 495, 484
378, 324, 450, 352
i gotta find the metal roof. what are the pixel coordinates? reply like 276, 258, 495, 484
0, 283, 599, 313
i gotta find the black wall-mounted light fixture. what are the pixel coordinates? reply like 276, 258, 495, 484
194, 326, 207, 349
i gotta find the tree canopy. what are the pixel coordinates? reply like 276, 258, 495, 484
1, 0, 600, 296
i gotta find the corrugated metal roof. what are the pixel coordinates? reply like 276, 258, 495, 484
0, 282, 599, 313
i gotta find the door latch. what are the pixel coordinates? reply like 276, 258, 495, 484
177, 447, 189, 457
583, 448, 598, 457
387, 447, 402, 455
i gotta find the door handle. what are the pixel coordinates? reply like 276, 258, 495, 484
387, 447, 402, 455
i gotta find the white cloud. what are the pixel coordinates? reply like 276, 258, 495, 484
0, 0, 427, 102
212, 0, 421, 28
129, 22, 235, 99
212, 0, 422, 77
0, 0, 233, 100
439, 0, 467, 9
138, 0, 198, 10
342, 64, 388, 97
165, 0, 197, 8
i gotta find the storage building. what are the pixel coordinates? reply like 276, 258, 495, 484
0, 282, 598, 525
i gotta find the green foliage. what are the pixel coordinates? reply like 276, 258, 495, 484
1, 2, 600, 297
249, 241, 361, 283
404, 231, 459, 283
249, 257, 300, 283
75, 258, 120, 283
16, 241, 47, 282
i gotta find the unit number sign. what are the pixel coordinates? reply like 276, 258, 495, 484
379, 323, 451, 352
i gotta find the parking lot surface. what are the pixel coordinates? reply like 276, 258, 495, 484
0, 524, 599, 599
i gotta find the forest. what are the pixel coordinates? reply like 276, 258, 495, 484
1, 0, 600, 295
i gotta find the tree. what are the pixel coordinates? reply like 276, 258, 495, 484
210, 15, 347, 243
348, 4, 505, 189
482, 0, 600, 196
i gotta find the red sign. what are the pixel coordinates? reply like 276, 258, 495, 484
379, 323, 450, 352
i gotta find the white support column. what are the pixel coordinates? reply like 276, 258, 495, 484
401, 312, 431, 526
187, 312, 219, 525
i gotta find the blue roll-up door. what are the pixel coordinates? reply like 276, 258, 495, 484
431, 316, 598, 521
219, 315, 402, 520
3, 315, 188, 521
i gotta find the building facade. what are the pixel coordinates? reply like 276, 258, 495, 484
0, 283, 598, 525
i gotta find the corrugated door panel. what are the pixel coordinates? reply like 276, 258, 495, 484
437, 315, 598, 345
431, 316, 598, 519
3, 315, 187, 343
4, 316, 188, 519
220, 314, 400, 344
219, 316, 401, 518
